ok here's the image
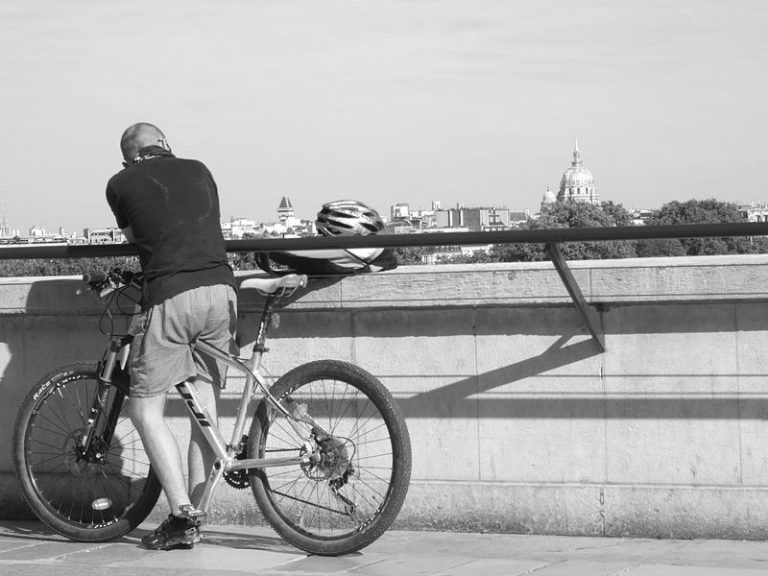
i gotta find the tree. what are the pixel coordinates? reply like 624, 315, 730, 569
438, 251, 494, 264
394, 247, 427, 266
634, 238, 687, 258
635, 198, 756, 257
601, 201, 635, 227
229, 251, 259, 271
490, 238, 549, 262
490, 201, 637, 262
0, 256, 140, 278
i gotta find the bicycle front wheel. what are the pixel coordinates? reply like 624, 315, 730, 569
13, 362, 161, 542
249, 360, 411, 556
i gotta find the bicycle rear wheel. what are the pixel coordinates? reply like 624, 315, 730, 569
249, 360, 411, 556
13, 362, 161, 542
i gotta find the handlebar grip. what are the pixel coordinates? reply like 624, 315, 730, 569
82, 270, 108, 284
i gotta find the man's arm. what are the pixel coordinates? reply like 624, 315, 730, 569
121, 226, 135, 243
106, 182, 134, 243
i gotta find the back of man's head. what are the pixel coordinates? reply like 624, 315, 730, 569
120, 123, 167, 163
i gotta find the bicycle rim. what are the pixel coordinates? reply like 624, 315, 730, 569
249, 360, 411, 555
15, 363, 160, 541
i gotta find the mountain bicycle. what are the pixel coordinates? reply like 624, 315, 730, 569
13, 268, 411, 556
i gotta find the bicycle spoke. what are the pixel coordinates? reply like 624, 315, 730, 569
353, 476, 388, 505
264, 391, 392, 531
27, 452, 67, 469
19, 365, 159, 537
27, 438, 68, 455
249, 360, 411, 554
29, 415, 71, 438
34, 410, 76, 440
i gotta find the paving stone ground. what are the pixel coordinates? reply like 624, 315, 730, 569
2, 520, 768, 575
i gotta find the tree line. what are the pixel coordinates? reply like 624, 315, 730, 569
0, 198, 765, 276
395, 198, 768, 265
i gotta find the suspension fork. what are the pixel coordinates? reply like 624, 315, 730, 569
78, 335, 132, 456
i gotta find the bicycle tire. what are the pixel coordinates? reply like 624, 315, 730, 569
13, 362, 161, 542
249, 360, 411, 556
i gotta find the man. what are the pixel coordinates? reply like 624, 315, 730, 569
106, 123, 237, 550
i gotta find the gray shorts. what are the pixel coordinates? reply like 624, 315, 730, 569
128, 284, 237, 398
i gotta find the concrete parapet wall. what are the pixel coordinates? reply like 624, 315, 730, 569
2, 255, 768, 539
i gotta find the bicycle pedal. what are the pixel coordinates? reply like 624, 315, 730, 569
178, 504, 206, 521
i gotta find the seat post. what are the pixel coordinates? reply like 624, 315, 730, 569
253, 294, 276, 354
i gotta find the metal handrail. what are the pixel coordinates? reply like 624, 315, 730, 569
3, 221, 765, 352
0, 221, 767, 259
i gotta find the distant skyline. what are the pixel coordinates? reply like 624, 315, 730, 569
1, 1, 767, 233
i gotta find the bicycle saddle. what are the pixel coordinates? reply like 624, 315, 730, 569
240, 274, 308, 294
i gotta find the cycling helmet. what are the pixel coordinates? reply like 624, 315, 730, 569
315, 200, 385, 236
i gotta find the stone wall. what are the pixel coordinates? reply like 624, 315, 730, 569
2, 255, 768, 538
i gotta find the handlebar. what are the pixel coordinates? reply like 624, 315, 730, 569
80, 268, 143, 336
82, 270, 109, 284
82, 268, 142, 298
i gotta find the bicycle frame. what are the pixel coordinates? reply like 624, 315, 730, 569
76, 273, 328, 514
187, 287, 341, 512
102, 290, 325, 514
179, 338, 314, 513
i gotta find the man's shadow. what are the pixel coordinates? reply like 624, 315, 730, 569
0, 277, 120, 519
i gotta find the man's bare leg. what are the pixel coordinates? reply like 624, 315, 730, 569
128, 392, 192, 516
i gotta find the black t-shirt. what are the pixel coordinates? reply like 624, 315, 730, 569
106, 151, 235, 308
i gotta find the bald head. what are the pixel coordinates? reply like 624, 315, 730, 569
120, 123, 167, 163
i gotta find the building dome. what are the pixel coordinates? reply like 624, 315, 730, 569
558, 138, 599, 204
541, 186, 556, 207
560, 164, 593, 189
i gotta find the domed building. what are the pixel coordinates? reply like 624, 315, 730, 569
540, 186, 557, 211
558, 138, 599, 205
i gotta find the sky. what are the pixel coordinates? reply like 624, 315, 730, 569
1, 0, 767, 234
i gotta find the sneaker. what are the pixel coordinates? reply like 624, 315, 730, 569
141, 514, 202, 550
